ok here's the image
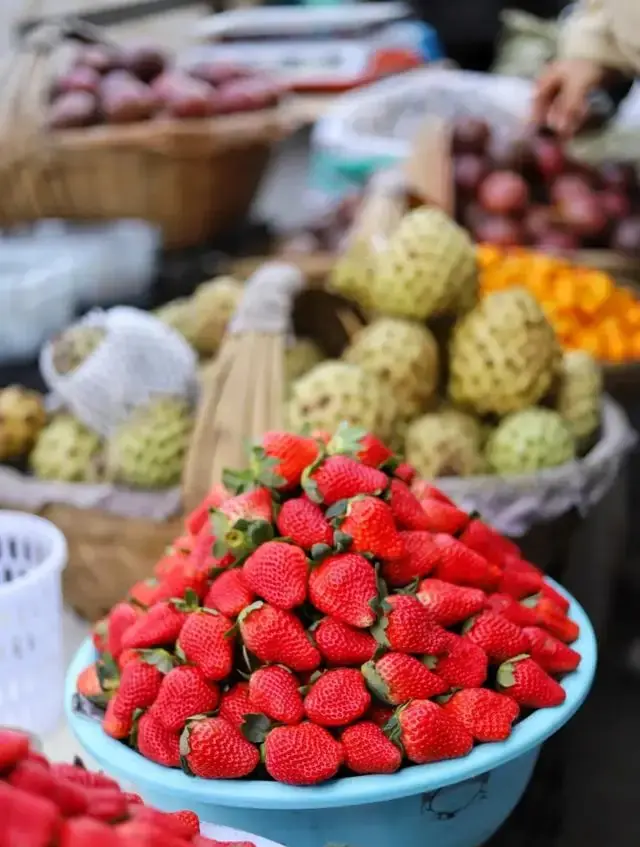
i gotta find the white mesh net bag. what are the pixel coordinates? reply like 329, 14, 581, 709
40, 307, 198, 437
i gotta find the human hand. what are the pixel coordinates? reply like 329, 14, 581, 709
532, 58, 609, 138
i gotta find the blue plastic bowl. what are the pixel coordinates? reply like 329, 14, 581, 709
66, 578, 596, 847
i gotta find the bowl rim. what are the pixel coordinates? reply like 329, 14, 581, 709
65, 577, 597, 810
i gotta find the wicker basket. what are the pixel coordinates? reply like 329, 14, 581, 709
0, 22, 289, 248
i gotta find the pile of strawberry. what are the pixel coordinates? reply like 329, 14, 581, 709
80, 424, 582, 787
0, 727, 254, 846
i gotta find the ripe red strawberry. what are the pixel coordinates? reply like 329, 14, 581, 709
341, 721, 402, 774
176, 610, 235, 681
376, 594, 450, 655
410, 479, 455, 505
331, 495, 404, 560
304, 668, 371, 727
309, 553, 378, 628
249, 665, 304, 725
433, 534, 501, 591
417, 579, 486, 627
464, 611, 528, 663
106, 603, 140, 659
239, 602, 320, 672
212, 487, 275, 560
8, 760, 88, 817
419, 498, 470, 535
363, 652, 448, 705
426, 632, 488, 689
382, 531, 441, 587
312, 617, 376, 666
180, 717, 259, 778
368, 703, 394, 727
103, 697, 132, 740
49, 764, 118, 791
263, 723, 343, 785
441, 688, 520, 741
0, 729, 32, 772
497, 655, 567, 707
540, 581, 571, 613
0, 782, 61, 847
167, 810, 200, 837
243, 541, 309, 609
303, 455, 388, 505
219, 682, 251, 729
128, 578, 162, 610
499, 561, 543, 599
76, 664, 109, 706
204, 569, 255, 618
522, 626, 581, 674
128, 806, 200, 839
116, 821, 189, 847
116, 654, 170, 719
391, 699, 473, 764
387, 479, 431, 531
59, 816, 115, 847
218, 486, 273, 523
152, 665, 219, 731
136, 712, 181, 767
276, 497, 332, 552
185, 484, 231, 535
117, 649, 141, 671
394, 462, 417, 484
151, 564, 211, 606
484, 591, 534, 624
521, 595, 579, 643
458, 519, 520, 566
328, 425, 394, 468
121, 602, 187, 651
254, 431, 320, 489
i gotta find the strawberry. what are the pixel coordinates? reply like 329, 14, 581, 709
458, 519, 520, 566
276, 497, 332, 552
419, 498, 470, 535
117, 653, 172, 714
330, 495, 404, 560
540, 581, 571, 613
243, 541, 309, 609
417, 579, 486, 627
520, 594, 579, 643
312, 617, 376, 666
239, 602, 320, 672
128, 578, 162, 610
464, 611, 528, 663
204, 569, 255, 618
8, 760, 88, 817
410, 480, 455, 505
151, 562, 211, 605
135, 712, 181, 767
363, 652, 448, 705
106, 603, 140, 659
76, 664, 110, 707
433, 534, 501, 591
211, 487, 274, 561
368, 703, 394, 727
521, 626, 581, 674
117, 649, 141, 671
441, 688, 520, 741
49, 764, 118, 791
84, 788, 128, 823
497, 655, 567, 707
426, 632, 488, 689
382, 531, 440, 587
0, 782, 60, 847
485, 593, 538, 628
387, 479, 431, 531
328, 424, 394, 468
116, 821, 189, 847
393, 462, 417, 484
167, 810, 200, 837
59, 817, 115, 847
103, 697, 133, 740
499, 561, 543, 599
308, 553, 379, 628
248, 665, 304, 725
152, 665, 219, 731
252, 431, 320, 489
303, 456, 388, 505
219, 682, 251, 729
311, 429, 332, 445
304, 668, 371, 727
390, 699, 473, 764
128, 806, 200, 839
121, 602, 187, 651
180, 717, 259, 778
185, 484, 231, 535
341, 721, 402, 775
375, 594, 449, 655
263, 723, 342, 785
176, 610, 235, 681
92, 619, 108, 653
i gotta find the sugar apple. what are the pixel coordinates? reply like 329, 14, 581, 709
555, 350, 602, 450
448, 288, 561, 416
0, 386, 47, 461
107, 397, 193, 489
189, 276, 244, 356
153, 298, 199, 350
485, 407, 576, 474
404, 410, 485, 478
30, 414, 104, 482
52, 326, 106, 375
368, 207, 478, 320
285, 338, 324, 386
287, 361, 397, 441
343, 318, 439, 421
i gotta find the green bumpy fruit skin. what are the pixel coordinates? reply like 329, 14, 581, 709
485, 407, 576, 475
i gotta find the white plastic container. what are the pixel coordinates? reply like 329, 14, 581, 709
0, 512, 67, 736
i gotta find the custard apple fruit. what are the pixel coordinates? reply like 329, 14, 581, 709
287, 360, 397, 441
285, 338, 324, 386
555, 350, 602, 450
485, 407, 576, 474
448, 287, 561, 416
52, 326, 106, 375
107, 397, 193, 489
30, 414, 104, 482
343, 318, 439, 421
404, 410, 485, 478
0, 386, 47, 461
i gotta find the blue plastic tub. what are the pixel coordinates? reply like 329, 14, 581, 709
66, 578, 596, 847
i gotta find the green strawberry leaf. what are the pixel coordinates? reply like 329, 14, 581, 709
248, 520, 275, 547
460, 615, 477, 635
422, 654, 438, 670
179, 725, 192, 758
333, 530, 352, 552
381, 712, 402, 747
434, 693, 453, 705
301, 466, 323, 504
139, 649, 175, 675
496, 654, 528, 690
325, 500, 349, 521
362, 661, 392, 704
96, 654, 120, 692
327, 422, 368, 457
175, 644, 187, 664
183, 587, 200, 609
370, 616, 390, 648
237, 601, 264, 627
241, 645, 261, 674
310, 543, 333, 563
520, 593, 541, 609
241, 713, 273, 745
223, 467, 255, 495
397, 577, 420, 596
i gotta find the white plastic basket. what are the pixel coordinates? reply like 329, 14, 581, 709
0, 512, 67, 736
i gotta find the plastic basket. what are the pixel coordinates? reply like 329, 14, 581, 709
0, 511, 67, 736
